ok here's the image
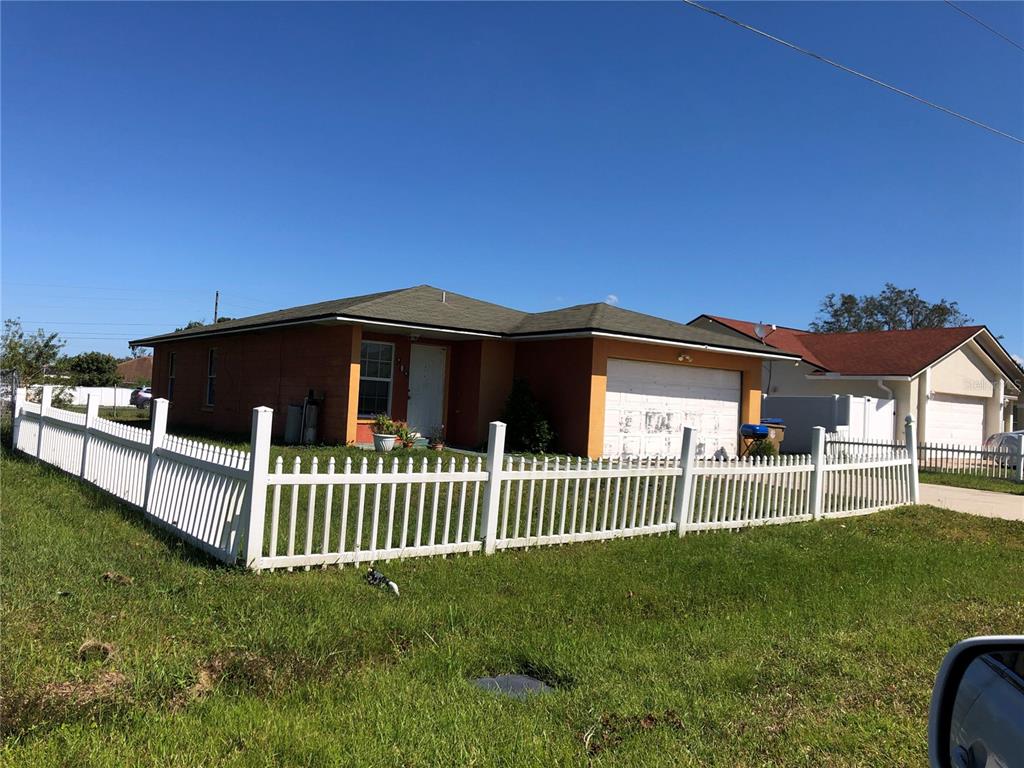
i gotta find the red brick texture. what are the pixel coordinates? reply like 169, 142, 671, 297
152, 324, 358, 443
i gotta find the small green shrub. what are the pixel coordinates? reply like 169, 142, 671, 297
501, 379, 555, 453
745, 438, 777, 457
370, 414, 398, 435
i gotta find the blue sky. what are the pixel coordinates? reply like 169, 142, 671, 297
3, 1, 1022, 358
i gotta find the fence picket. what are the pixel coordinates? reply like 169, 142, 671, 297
16, 401, 932, 570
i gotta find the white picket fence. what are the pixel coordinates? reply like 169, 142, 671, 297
13, 387, 922, 571
13, 387, 252, 563
827, 434, 1023, 484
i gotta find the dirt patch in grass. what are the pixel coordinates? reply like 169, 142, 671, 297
77, 639, 117, 663
172, 650, 275, 710
581, 710, 687, 756
100, 570, 133, 586
0, 669, 130, 740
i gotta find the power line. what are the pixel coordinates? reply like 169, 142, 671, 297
944, 1, 1024, 52
17, 320, 172, 326
679, 0, 1024, 145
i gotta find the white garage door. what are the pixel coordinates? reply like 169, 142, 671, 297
926, 394, 986, 446
604, 359, 741, 459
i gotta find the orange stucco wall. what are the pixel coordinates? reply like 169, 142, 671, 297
151, 324, 359, 443
476, 340, 516, 445
513, 338, 596, 456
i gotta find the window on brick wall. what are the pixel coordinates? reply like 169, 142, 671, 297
358, 341, 393, 417
206, 348, 217, 406
168, 352, 176, 401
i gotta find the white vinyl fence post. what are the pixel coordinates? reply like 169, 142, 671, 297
673, 427, 696, 536
480, 420, 507, 555
904, 415, 920, 503
809, 426, 826, 520
36, 385, 52, 460
1016, 438, 1024, 484
79, 393, 99, 479
242, 406, 274, 570
11, 387, 25, 452
142, 398, 169, 514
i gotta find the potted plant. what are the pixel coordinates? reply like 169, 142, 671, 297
395, 421, 418, 449
371, 413, 398, 452
429, 424, 446, 451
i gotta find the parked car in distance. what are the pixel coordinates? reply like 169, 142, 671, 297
130, 386, 152, 409
983, 430, 1023, 454
929, 636, 1024, 768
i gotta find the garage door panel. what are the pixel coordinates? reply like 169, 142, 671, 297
604, 359, 740, 459
926, 394, 985, 446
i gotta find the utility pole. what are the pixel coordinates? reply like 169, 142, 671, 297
213, 290, 220, 323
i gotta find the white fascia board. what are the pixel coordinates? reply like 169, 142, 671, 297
131, 317, 345, 346
805, 374, 914, 382
909, 330, 985, 378
134, 316, 502, 346
915, 330, 1022, 394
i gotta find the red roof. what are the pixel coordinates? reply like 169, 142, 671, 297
706, 316, 985, 376
116, 356, 153, 384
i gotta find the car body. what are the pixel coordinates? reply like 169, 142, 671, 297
950, 651, 1024, 767
982, 430, 1023, 452
130, 386, 152, 408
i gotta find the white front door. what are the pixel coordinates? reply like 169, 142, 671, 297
603, 359, 741, 459
407, 344, 446, 437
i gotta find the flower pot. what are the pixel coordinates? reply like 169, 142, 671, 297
429, 442, 444, 452
373, 434, 397, 452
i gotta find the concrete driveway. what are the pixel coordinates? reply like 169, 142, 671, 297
920, 483, 1024, 522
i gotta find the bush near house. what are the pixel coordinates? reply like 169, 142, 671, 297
745, 438, 778, 458
501, 378, 555, 453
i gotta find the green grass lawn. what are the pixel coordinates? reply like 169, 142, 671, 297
920, 470, 1024, 495
3, 450, 1023, 767
66, 405, 152, 424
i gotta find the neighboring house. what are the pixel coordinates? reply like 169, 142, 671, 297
116, 355, 152, 385
689, 315, 1022, 446
130, 286, 798, 458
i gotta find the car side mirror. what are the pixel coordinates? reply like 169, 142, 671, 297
928, 636, 1024, 768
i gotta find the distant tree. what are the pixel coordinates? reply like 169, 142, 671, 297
809, 283, 973, 333
174, 317, 233, 332
123, 346, 149, 360
0, 318, 65, 384
65, 351, 120, 387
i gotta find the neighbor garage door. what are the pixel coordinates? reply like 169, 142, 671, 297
603, 359, 741, 459
925, 394, 986, 446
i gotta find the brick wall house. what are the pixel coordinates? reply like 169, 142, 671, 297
134, 286, 796, 457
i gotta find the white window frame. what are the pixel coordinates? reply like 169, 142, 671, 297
168, 352, 176, 402
206, 348, 217, 407
358, 340, 395, 418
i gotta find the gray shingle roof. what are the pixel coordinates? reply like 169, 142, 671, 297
511, 302, 788, 354
130, 285, 796, 357
131, 285, 526, 343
